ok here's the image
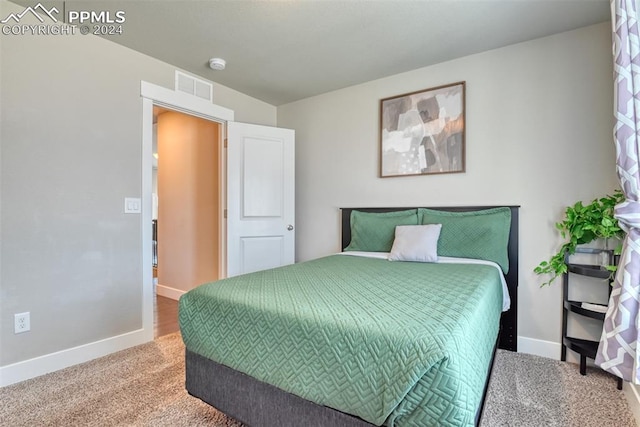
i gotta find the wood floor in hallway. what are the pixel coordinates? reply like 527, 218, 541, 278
154, 295, 179, 338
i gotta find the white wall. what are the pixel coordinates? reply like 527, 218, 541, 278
0, 0, 276, 384
277, 22, 617, 356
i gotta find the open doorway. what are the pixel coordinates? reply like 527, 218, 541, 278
152, 106, 222, 338
141, 81, 234, 342
141, 81, 294, 342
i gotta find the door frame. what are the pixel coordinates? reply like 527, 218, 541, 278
140, 81, 234, 341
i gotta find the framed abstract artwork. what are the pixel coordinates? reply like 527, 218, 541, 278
380, 81, 465, 177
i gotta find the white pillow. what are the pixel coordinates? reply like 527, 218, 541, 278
388, 224, 442, 262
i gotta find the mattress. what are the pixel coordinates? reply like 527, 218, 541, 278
179, 254, 504, 426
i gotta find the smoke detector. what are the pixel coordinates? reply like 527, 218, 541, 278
209, 58, 226, 71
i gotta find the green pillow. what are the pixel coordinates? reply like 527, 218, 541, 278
420, 207, 511, 273
345, 209, 419, 252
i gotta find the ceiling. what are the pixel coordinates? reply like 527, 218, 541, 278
40, 1, 612, 106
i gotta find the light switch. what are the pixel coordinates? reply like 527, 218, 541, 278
124, 197, 141, 214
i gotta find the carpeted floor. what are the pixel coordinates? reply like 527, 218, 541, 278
0, 333, 636, 426
481, 348, 636, 426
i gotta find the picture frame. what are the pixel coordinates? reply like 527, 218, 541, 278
380, 81, 465, 177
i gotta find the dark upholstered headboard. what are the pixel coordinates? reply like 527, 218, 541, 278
340, 206, 519, 352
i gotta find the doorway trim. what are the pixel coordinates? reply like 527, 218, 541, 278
140, 81, 234, 341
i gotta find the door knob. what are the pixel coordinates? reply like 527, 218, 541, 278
287, 225, 294, 231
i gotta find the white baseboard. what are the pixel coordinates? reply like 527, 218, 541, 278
624, 382, 640, 426
0, 329, 149, 387
155, 283, 185, 301
517, 336, 562, 360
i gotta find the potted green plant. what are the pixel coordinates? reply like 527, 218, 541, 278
534, 190, 625, 286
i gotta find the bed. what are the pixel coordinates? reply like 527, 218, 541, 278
179, 206, 519, 427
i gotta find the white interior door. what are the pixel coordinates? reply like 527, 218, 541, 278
227, 122, 295, 277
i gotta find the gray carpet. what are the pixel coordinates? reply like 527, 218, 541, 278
481, 349, 635, 426
0, 333, 635, 426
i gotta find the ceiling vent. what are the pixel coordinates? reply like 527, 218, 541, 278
175, 70, 213, 102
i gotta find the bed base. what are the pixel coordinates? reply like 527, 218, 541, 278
185, 338, 499, 427
186, 349, 375, 427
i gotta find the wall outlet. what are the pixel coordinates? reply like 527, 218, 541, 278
14, 312, 30, 334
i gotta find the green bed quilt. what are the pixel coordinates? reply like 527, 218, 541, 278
179, 255, 503, 426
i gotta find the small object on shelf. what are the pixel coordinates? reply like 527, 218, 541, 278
564, 300, 606, 320
580, 302, 608, 314
562, 247, 623, 390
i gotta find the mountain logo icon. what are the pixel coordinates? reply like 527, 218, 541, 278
1, 3, 59, 24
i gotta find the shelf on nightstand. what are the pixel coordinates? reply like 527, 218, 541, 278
564, 300, 606, 320
563, 336, 598, 360
562, 248, 622, 390
567, 263, 612, 279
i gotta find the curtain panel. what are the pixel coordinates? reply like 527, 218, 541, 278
596, 0, 640, 384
